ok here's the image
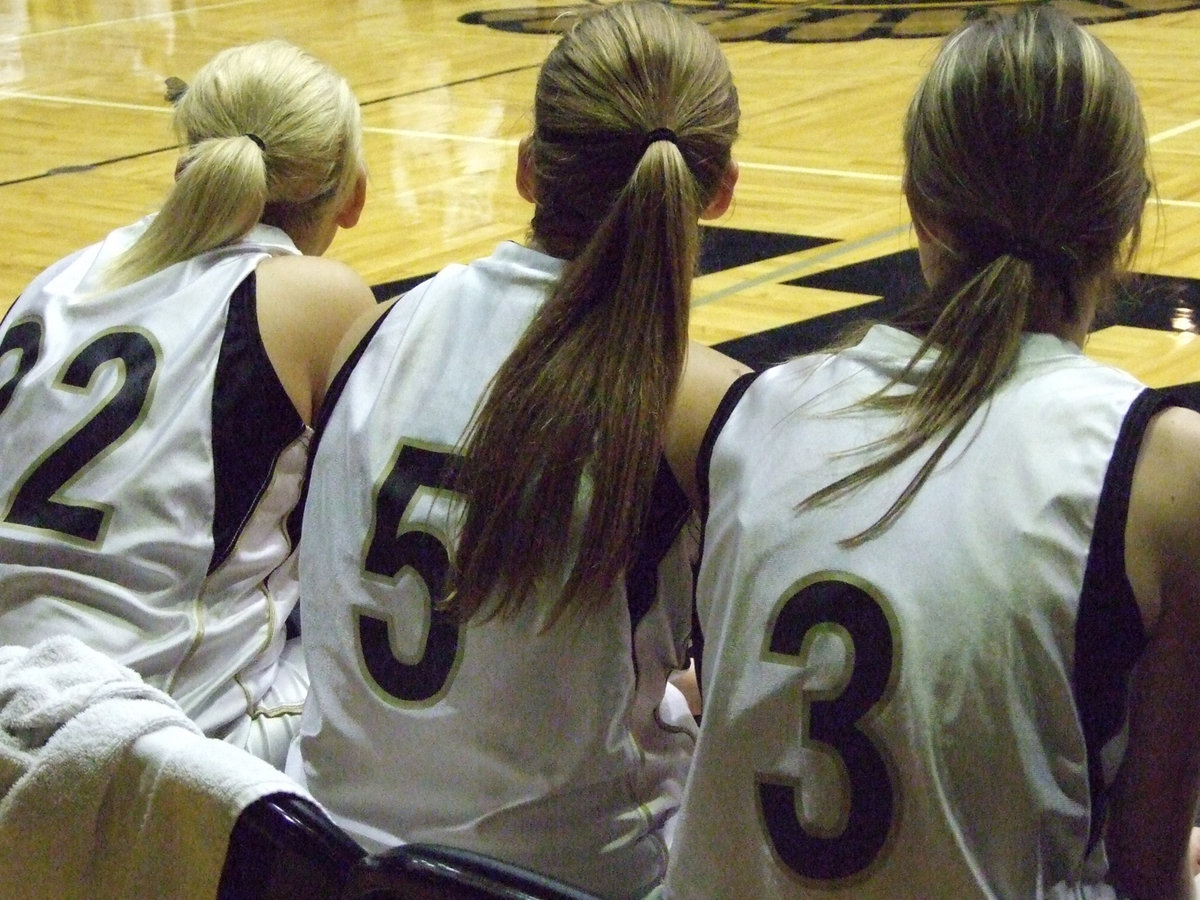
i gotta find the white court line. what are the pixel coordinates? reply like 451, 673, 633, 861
738, 161, 902, 182
1158, 198, 1200, 210
0, 90, 170, 114
362, 126, 516, 147
6, 0, 260, 37
1150, 118, 1200, 144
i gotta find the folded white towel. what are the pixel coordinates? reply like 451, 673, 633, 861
0, 636, 311, 899
0, 635, 181, 742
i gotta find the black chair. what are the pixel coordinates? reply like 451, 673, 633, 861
342, 843, 603, 900
219, 794, 604, 900
218, 792, 366, 899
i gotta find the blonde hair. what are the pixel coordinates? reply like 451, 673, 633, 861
804, 6, 1149, 544
105, 39, 363, 288
452, 1, 739, 622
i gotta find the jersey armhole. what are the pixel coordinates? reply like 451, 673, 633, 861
696, 371, 759, 523
284, 300, 400, 548
211, 272, 305, 572
1075, 386, 1176, 849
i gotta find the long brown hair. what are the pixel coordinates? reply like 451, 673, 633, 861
802, 7, 1149, 545
452, 1, 739, 622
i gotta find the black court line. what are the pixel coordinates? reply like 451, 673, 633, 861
0, 144, 179, 188
1, 63, 540, 189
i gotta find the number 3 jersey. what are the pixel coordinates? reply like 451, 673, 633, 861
287, 241, 698, 899
0, 216, 308, 742
666, 324, 1168, 899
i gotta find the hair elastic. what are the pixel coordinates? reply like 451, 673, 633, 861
644, 127, 679, 151
244, 133, 266, 152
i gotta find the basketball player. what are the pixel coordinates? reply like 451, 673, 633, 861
285, 3, 738, 895
0, 40, 376, 768
663, 8, 1200, 898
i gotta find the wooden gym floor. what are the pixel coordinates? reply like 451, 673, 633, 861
3, 0, 1200, 391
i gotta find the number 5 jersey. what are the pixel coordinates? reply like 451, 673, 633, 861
286, 240, 698, 899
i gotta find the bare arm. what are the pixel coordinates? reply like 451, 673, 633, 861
254, 254, 379, 424
1108, 405, 1200, 900
664, 341, 752, 510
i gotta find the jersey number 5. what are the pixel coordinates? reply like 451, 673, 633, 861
358, 444, 464, 705
759, 577, 898, 882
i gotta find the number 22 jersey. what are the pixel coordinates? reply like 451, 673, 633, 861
0, 216, 308, 743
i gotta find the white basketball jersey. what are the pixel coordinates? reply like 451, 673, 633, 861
288, 242, 697, 898
666, 324, 1165, 899
0, 217, 308, 739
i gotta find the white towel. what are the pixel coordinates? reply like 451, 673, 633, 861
0, 636, 311, 900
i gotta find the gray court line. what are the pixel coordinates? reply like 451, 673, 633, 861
694, 222, 913, 308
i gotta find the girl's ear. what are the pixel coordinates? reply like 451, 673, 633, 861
335, 168, 368, 229
516, 136, 536, 204
910, 207, 955, 288
700, 159, 738, 221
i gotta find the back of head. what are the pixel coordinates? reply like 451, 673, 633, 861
527, 0, 738, 259
903, 6, 1147, 315
807, 7, 1150, 544
453, 1, 739, 622
106, 39, 363, 288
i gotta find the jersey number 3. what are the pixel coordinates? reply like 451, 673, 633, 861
759, 577, 898, 882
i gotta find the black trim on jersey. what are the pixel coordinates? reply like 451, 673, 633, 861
284, 301, 398, 552
696, 371, 760, 524
209, 272, 305, 574
625, 461, 691, 637
1074, 387, 1173, 851
691, 370, 760, 694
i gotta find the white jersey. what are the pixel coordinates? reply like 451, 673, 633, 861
666, 324, 1167, 899
0, 217, 309, 747
287, 241, 697, 899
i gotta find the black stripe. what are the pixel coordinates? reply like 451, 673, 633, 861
691, 370, 760, 690
284, 302, 398, 550
210, 272, 305, 573
1074, 387, 1175, 850
696, 371, 759, 524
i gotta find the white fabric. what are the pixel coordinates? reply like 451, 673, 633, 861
0, 217, 309, 760
667, 325, 1150, 899
288, 241, 697, 899
0, 635, 308, 899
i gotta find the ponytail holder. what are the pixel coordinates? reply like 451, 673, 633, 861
244, 133, 266, 152
644, 127, 679, 151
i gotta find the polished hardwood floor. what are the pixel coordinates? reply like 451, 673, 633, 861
3, 0, 1200, 387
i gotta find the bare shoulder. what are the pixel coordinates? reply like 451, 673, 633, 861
256, 254, 376, 320
665, 342, 753, 509
1128, 403, 1200, 632
252, 254, 378, 424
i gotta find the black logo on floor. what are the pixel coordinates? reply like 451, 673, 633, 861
460, 0, 1200, 43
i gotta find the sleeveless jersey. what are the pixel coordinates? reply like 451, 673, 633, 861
665, 324, 1167, 899
287, 241, 697, 899
0, 217, 308, 741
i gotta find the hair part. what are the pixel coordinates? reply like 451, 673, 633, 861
104, 39, 363, 288
802, 6, 1149, 545
451, 0, 739, 623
